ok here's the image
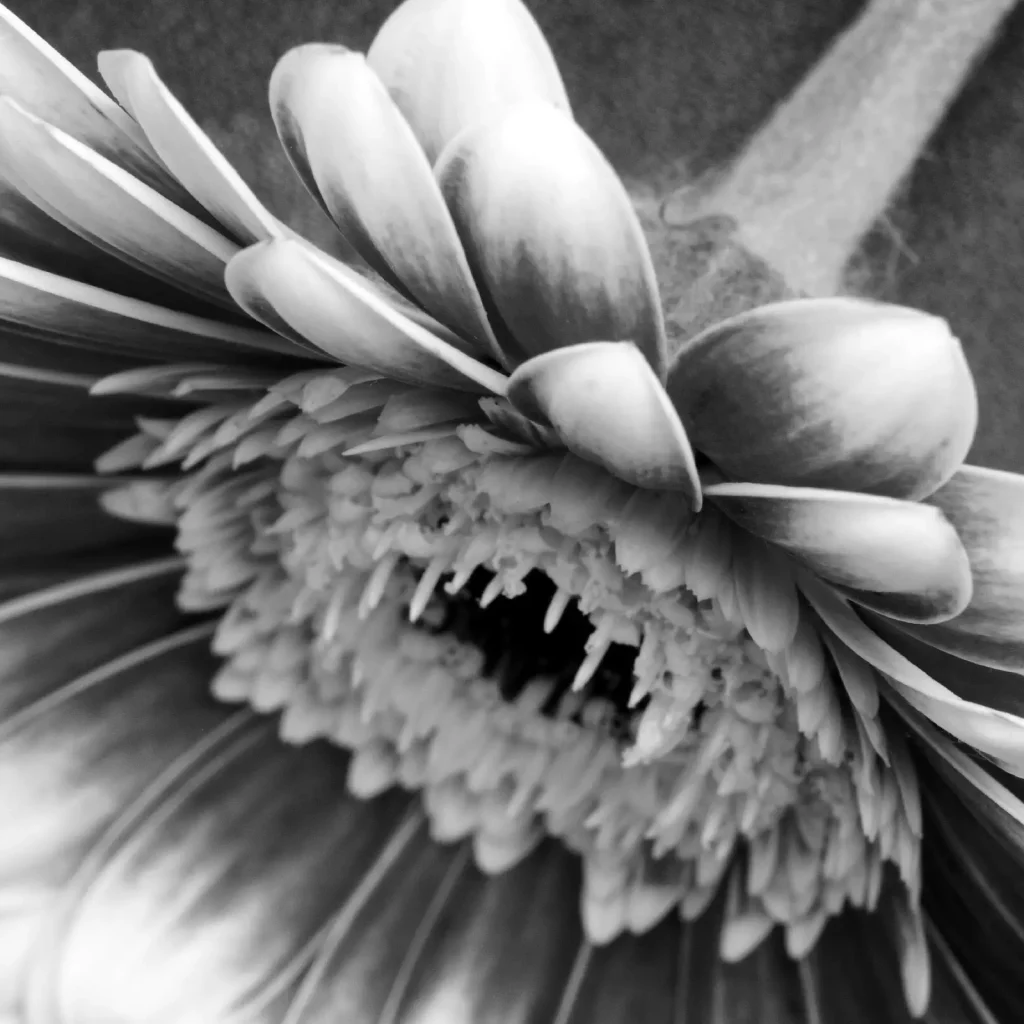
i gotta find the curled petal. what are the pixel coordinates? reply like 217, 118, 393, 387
0, 98, 237, 308
97, 50, 283, 245
437, 103, 666, 372
367, 0, 570, 162
0, 5, 188, 205
668, 298, 977, 500
225, 239, 507, 394
707, 482, 972, 623
801, 576, 1024, 775
508, 342, 700, 505
900, 465, 1024, 671
269, 45, 502, 362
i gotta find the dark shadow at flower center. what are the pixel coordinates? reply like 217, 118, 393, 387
417, 567, 646, 739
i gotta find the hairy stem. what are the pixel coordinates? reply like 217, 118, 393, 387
663, 0, 1017, 298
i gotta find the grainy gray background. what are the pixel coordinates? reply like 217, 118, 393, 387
11, 0, 1024, 471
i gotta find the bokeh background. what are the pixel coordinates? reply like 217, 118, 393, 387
10, 0, 1024, 470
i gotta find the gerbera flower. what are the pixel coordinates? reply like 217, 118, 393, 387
1, 0, 1022, 1021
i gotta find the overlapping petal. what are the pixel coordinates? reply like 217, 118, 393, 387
897, 466, 1024, 671
0, 2, 1020, 1022
97, 50, 285, 245
225, 239, 508, 393
0, 98, 238, 309
668, 299, 977, 500
0, 5, 193, 209
802, 577, 1024, 776
706, 482, 972, 623
366, 0, 571, 163
508, 342, 700, 504
437, 102, 666, 372
0, 255, 298, 364
268, 44, 503, 363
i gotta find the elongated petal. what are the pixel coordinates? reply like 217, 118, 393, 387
0, 366, 176, 472
0, 255, 301, 364
226, 240, 507, 394
668, 299, 977, 500
97, 50, 284, 245
286, 843, 584, 1024
909, 721, 1024, 1024
269, 45, 503, 362
437, 103, 666, 372
0, 169, 237, 322
367, 0, 570, 162
0, 5, 190, 207
0, 99, 238, 308
864, 614, 1024, 718
0, 473, 166, 567
508, 342, 700, 505
897, 465, 1024, 671
706, 482, 972, 623
801, 576, 1024, 775
32, 724, 422, 1023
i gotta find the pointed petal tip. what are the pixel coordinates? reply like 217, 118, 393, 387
508, 341, 701, 508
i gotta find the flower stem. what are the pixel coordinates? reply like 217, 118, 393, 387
659, 0, 1015, 320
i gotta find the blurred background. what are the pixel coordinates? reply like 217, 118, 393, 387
9, 0, 1024, 470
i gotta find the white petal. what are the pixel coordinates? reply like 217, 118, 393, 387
0, 99, 238, 308
0, 255, 299, 363
367, 0, 570, 162
706, 482, 972, 623
268, 45, 503, 362
668, 298, 977, 500
225, 240, 507, 394
508, 342, 700, 504
0, 6, 200, 213
901, 465, 1024, 670
97, 50, 284, 244
801, 575, 1024, 775
437, 103, 666, 371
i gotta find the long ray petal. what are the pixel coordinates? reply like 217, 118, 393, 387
288, 842, 585, 1024
706, 482, 972, 623
0, 4, 195, 209
668, 299, 976, 501
226, 240, 507, 394
801, 577, 1024, 774
0, 98, 239, 308
0, 473, 169, 569
0, 366, 179, 471
437, 102, 666, 372
862, 614, 1024, 718
0, 256, 303, 363
39, 724, 421, 1023
909, 721, 1024, 1023
97, 50, 285, 245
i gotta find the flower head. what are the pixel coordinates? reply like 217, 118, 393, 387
1, 0, 1023, 1021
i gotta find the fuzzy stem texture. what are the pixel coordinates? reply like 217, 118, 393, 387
657, 0, 1016, 334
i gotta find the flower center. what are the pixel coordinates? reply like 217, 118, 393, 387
103, 372, 923, 957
